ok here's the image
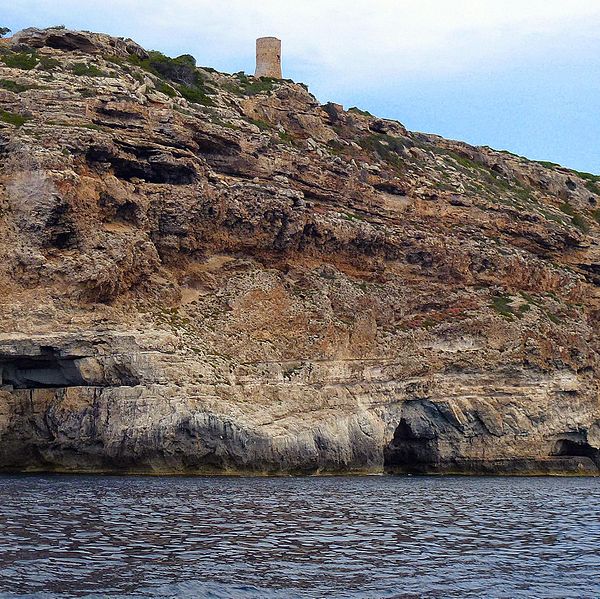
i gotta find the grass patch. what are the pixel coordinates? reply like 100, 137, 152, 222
0, 110, 29, 127
592, 209, 600, 224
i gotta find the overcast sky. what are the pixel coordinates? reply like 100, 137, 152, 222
3, 0, 600, 172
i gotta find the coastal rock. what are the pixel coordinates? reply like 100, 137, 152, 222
0, 29, 598, 475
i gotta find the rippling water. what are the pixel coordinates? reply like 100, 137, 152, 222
0, 475, 599, 598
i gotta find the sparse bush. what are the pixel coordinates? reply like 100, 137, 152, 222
1, 51, 38, 70
358, 133, 408, 171
0, 110, 29, 127
349, 107, 373, 117
127, 50, 215, 105
178, 83, 214, 106
571, 214, 589, 233
0, 79, 35, 93
559, 202, 589, 232
70, 62, 107, 77
491, 295, 514, 319
156, 80, 177, 97
277, 130, 296, 146
559, 202, 576, 217
0, 50, 59, 71
0, 27, 10, 38
249, 118, 271, 131
224, 73, 278, 96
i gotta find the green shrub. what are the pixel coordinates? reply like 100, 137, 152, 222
571, 214, 589, 233
129, 51, 197, 84
349, 106, 373, 117
104, 54, 124, 65
0, 110, 29, 127
156, 80, 177, 97
1, 51, 38, 70
178, 84, 214, 105
38, 55, 60, 71
559, 202, 576, 216
358, 133, 408, 171
70, 62, 106, 77
226, 73, 278, 96
0, 27, 10, 38
536, 160, 562, 169
250, 118, 271, 131
559, 202, 589, 232
277, 130, 296, 145
491, 295, 514, 319
1, 50, 59, 71
0, 79, 34, 93
128, 50, 215, 105
242, 77, 277, 96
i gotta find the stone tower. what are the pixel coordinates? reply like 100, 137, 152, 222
255, 37, 282, 79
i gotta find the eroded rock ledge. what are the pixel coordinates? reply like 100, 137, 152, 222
0, 28, 598, 475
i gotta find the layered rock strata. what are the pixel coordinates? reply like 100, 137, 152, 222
0, 27, 598, 475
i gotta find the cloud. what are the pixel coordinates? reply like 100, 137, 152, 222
5, 0, 600, 82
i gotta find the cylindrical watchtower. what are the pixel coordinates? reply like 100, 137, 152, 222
255, 37, 282, 79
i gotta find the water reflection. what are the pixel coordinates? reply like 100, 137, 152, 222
0, 475, 599, 598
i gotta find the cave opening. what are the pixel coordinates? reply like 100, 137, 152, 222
383, 417, 439, 474
0, 349, 88, 389
551, 439, 600, 467
86, 147, 196, 185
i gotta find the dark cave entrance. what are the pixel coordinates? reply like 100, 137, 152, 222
383, 417, 439, 474
551, 439, 600, 467
0, 348, 88, 389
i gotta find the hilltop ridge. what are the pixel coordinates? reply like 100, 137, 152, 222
0, 27, 598, 475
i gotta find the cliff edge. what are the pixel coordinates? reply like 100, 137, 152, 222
0, 27, 599, 475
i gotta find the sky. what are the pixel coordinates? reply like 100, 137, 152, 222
2, 0, 600, 173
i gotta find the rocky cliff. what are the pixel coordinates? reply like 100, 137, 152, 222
0, 27, 599, 475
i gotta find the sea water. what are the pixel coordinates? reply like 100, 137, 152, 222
0, 475, 598, 598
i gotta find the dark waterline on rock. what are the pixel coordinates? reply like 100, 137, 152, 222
0, 475, 599, 598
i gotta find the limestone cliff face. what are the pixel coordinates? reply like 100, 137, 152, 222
0, 27, 599, 475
